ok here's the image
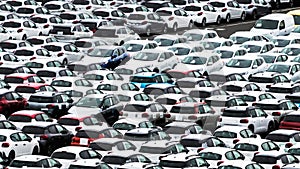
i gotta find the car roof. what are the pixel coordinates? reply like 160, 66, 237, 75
13, 155, 50, 162
11, 110, 45, 116
268, 129, 300, 135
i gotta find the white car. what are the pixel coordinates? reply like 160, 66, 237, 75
258, 52, 289, 68
50, 76, 93, 93
68, 159, 111, 169
72, 0, 106, 11
266, 62, 300, 80
218, 106, 275, 134
0, 52, 20, 65
92, 8, 127, 26
240, 41, 275, 54
209, 0, 246, 23
229, 31, 270, 45
156, 7, 193, 32
159, 153, 210, 169
73, 38, 107, 54
13, 46, 53, 62
167, 43, 204, 61
182, 29, 219, 42
252, 152, 299, 169
271, 36, 300, 53
1, 19, 43, 39
220, 81, 261, 95
183, 2, 222, 26
281, 44, 300, 56
26, 36, 58, 46
51, 146, 102, 169
235, 91, 277, 105
58, 11, 95, 23
118, 4, 150, 16
36, 67, 76, 84
122, 40, 158, 56
7, 155, 62, 169
15, 5, 50, 18
213, 46, 248, 64
30, 14, 64, 36
153, 34, 188, 47
200, 38, 234, 50
174, 51, 223, 76
0, 129, 40, 162
221, 55, 268, 79
43, 1, 77, 15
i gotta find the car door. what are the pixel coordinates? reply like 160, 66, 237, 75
232, 1, 243, 18
255, 108, 269, 133
174, 9, 186, 28
23, 20, 39, 37
18, 132, 35, 155
203, 4, 216, 23
4, 92, 18, 113
11, 92, 25, 111
150, 13, 165, 33
10, 132, 24, 156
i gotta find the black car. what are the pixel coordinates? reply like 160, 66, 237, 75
21, 123, 73, 155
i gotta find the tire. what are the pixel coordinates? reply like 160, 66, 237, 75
172, 23, 178, 32
290, 0, 294, 7
22, 34, 27, 40
32, 146, 39, 155
8, 151, 15, 162
47, 145, 55, 156
153, 68, 159, 73
216, 16, 221, 25
225, 14, 231, 23
248, 125, 254, 132
188, 21, 194, 29
202, 18, 206, 27
162, 25, 168, 34
267, 122, 274, 133
38, 32, 42, 36
119, 41, 124, 45
252, 10, 257, 20
241, 12, 246, 21
146, 27, 151, 37
62, 59, 68, 65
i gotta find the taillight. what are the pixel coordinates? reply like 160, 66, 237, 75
197, 148, 204, 152
30, 57, 36, 61
233, 139, 239, 144
141, 21, 147, 25
43, 24, 49, 28
72, 20, 80, 24
2, 142, 9, 147
240, 119, 249, 123
266, 85, 271, 88
272, 165, 280, 169
57, 52, 64, 57
168, 17, 174, 21
119, 111, 123, 116
91, 28, 97, 33
254, 152, 259, 155
72, 137, 80, 143
75, 126, 82, 131
285, 142, 293, 148
40, 135, 48, 140
110, 1, 115, 6
164, 113, 171, 118
221, 8, 227, 12
46, 104, 55, 109
218, 117, 222, 122
142, 113, 149, 118
197, 12, 203, 16
248, 4, 254, 8
98, 134, 105, 138
17, 28, 23, 33
272, 112, 281, 116
86, 5, 92, 9
217, 161, 224, 166
188, 115, 197, 120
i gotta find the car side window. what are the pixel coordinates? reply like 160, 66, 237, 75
225, 151, 235, 160
4, 93, 14, 100
227, 1, 234, 7
174, 10, 181, 16
10, 133, 20, 141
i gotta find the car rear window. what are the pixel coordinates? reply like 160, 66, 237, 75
102, 156, 126, 165
6, 1, 22, 6
180, 138, 203, 147
0, 68, 14, 75
252, 156, 277, 164
123, 104, 147, 112
222, 110, 250, 117
26, 38, 44, 45
143, 88, 164, 95
28, 96, 53, 103
93, 11, 109, 17
130, 76, 156, 83
209, 2, 225, 7
265, 134, 290, 142
58, 118, 80, 126
94, 29, 117, 37
123, 133, 149, 141
37, 71, 56, 77
184, 6, 201, 11
156, 11, 172, 16
9, 115, 32, 122
75, 130, 100, 138
236, 0, 252, 4
59, 13, 76, 20
16, 8, 34, 14
128, 14, 145, 20
73, 0, 89, 5
15, 86, 36, 93
50, 26, 72, 35
198, 152, 222, 160
119, 7, 134, 13
2, 22, 21, 28
255, 103, 279, 110
74, 41, 92, 48
156, 98, 177, 105
221, 85, 242, 92
177, 81, 195, 88
89, 142, 113, 151
170, 106, 195, 114
4, 77, 24, 83
163, 126, 186, 134
22, 126, 45, 134
31, 17, 47, 24
44, 4, 60, 9
214, 131, 237, 138
0, 42, 17, 49
189, 91, 210, 98
52, 152, 76, 160
283, 115, 300, 122
14, 50, 34, 56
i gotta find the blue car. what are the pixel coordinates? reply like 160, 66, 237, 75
86, 45, 130, 70
130, 72, 174, 88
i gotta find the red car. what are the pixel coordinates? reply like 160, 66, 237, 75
0, 90, 27, 117
166, 69, 203, 79
279, 111, 300, 130
15, 83, 57, 99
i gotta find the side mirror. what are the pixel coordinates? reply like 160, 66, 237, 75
252, 65, 258, 69
25, 138, 32, 142
4, 85, 10, 89
207, 62, 213, 66
46, 119, 53, 122
54, 163, 62, 168
60, 130, 68, 134
67, 99, 74, 103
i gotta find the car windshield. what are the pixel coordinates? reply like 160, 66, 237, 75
214, 131, 237, 138
272, 39, 290, 47
198, 152, 222, 160
10, 161, 40, 168
281, 47, 300, 56
156, 11, 172, 16
252, 156, 277, 164
283, 115, 300, 122
209, 2, 225, 7
88, 48, 113, 57
159, 160, 186, 168
229, 36, 250, 44
183, 33, 203, 41
260, 55, 276, 63
222, 110, 251, 117
292, 26, 300, 33
154, 38, 174, 46
242, 45, 261, 53
201, 41, 221, 50
226, 59, 252, 68
123, 43, 143, 52
267, 64, 290, 73
292, 15, 300, 25
182, 56, 207, 65
75, 97, 103, 108
254, 19, 279, 29
235, 0, 251, 4
234, 143, 259, 151
133, 52, 159, 61
52, 152, 76, 160
216, 50, 234, 59
168, 47, 190, 55
123, 104, 147, 112
184, 6, 201, 11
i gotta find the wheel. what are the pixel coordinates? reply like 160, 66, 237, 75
201, 18, 206, 27
248, 125, 254, 132
62, 59, 68, 65
241, 12, 246, 21
267, 122, 274, 133
119, 41, 124, 45
8, 151, 15, 162
38, 32, 42, 36
188, 21, 194, 29
172, 23, 178, 32
47, 145, 55, 156
3, 110, 9, 118
22, 34, 27, 40
216, 16, 221, 25
225, 14, 231, 23
32, 146, 39, 155
290, 0, 294, 7
146, 27, 151, 36
252, 10, 257, 20
153, 68, 159, 73
162, 25, 168, 34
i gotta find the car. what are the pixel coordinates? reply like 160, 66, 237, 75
72, 0, 106, 11
166, 69, 204, 80
229, 31, 270, 45
0, 64, 35, 80
197, 147, 248, 168
0, 52, 20, 65
233, 138, 281, 159
141, 0, 176, 12
0, 26, 15, 42
13, 46, 54, 62
51, 146, 102, 169
159, 153, 210, 169
49, 23, 93, 42
8, 110, 55, 130
240, 41, 275, 54
26, 92, 74, 118
73, 38, 107, 54
209, 0, 246, 23
265, 83, 300, 99
281, 44, 300, 57
36, 67, 76, 84
22, 123, 73, 155
213, 46, 248, 64
174, 51, 223, 76
0, 39, 32, 52
153, 34, 188, 47
167, 43, 204, 61
182, 29, 219, 42
258, 52, 289, 68
126, 12, 168, 36
220, 81, 261, 95
218, 161, 267, 169
235, 91, 276, 105
93, 26, 140, 46
0, 129, 40, 162
112, 118, 159, 135
252, 152, 299, 169
118, 4, 150, 15
155, 93, 197, 111
130, 72, 174, 88
68, 159, 111, 169
207, 72, 247, 86
67, 93, 123, 126
143, 83, 184, 98
43, 1, 77, 15
58, 11, 96, 24
217, 106, 275, 134
221, 55, 268, 79
6, 0, 38, 8
248, 72, 290, 90
271, 36, 300, 52
265, 129, 300, 151
15, 5, 50, 18
214, 126, 260, 148
25, 36, 58, 47
92, 8, 127, 26
4, 73, 45, 90
79, 18, 114, 33
1, 19, 43, 40
0, 89, 27, 117
155, 7, 194, 32
7, 155, 62, 169
188, 87, 229, 102
200, 37, 234, 50
205, 95, 248, 113
169, 102, 218, 132
24, 58, 64, 73
122, 39, 158, 57
236, 0, 272, 19
183, 2, 222, 26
